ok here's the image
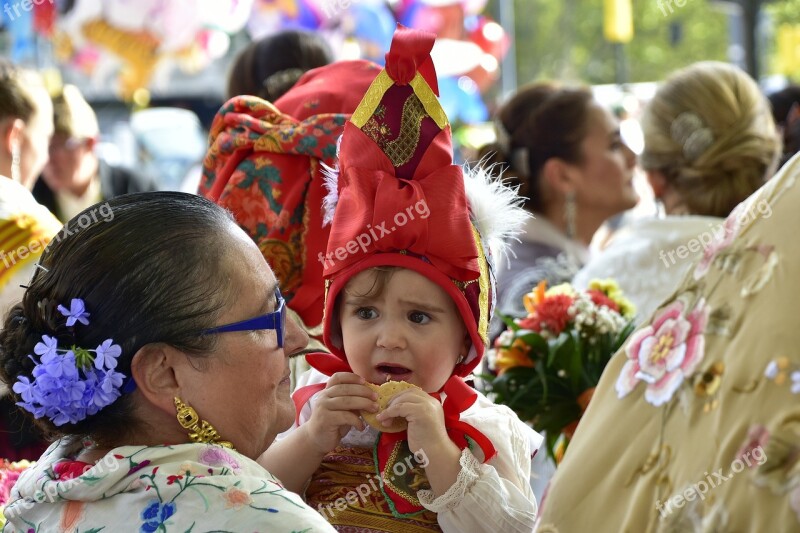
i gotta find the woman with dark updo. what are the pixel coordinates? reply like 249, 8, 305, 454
0, 193, 336, 531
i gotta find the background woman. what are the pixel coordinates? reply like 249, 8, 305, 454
573, 61, 780, 323
479, 82, 638, 320
226, 29, 333, 101
0, 62, 62, 462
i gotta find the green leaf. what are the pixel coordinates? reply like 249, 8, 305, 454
515, 331, 549, 357
498, 313, 520, 331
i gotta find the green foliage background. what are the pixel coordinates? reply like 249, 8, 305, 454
490, 0, 735, 85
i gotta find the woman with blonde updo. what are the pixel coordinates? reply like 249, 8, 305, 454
573, 61, 781, 323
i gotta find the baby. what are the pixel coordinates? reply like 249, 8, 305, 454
260, 25, 542, 533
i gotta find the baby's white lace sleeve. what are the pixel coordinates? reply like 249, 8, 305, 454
417, 403, 539, 533
417, 449, 480, 512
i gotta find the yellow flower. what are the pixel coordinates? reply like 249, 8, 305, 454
178, 462, 205, 476
545, 283, 577, 298
589, 278, 636, 318
588, 278, 620, 295
495, 339, 534, 375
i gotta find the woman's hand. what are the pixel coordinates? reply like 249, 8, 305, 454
376, 388, 463, 496
303, 372, 378, 455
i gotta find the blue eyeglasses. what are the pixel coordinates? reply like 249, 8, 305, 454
202, 288, 286, 347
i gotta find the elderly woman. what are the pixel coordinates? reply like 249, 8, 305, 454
0, 193, 336, 531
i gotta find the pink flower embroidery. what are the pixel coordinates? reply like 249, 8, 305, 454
222, 486, 253, 509
791, 487, 800, 524
198, 446, 241, 472
694, 202, 746, 280
616, 298, 709, 406
736, 425, 770, 468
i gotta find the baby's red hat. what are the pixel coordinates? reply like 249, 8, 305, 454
308, 25, 527, 380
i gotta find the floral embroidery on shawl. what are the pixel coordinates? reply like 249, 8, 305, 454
617, 297, 710, 406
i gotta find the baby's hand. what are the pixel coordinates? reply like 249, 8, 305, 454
376, 387, 450, 455
304, 372, 378, 455
377, 388, 463, 497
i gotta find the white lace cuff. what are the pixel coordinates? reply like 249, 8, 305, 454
417, 448, 480, 513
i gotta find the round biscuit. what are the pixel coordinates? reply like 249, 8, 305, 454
361, 380, 419, 433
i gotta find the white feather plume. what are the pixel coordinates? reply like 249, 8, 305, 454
462, 159, 531, 269
320, 161, 340, 227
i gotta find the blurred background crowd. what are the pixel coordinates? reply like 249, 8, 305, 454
2, 0, 798, 200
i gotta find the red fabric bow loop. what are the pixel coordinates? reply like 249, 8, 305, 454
384, 24, 439, 95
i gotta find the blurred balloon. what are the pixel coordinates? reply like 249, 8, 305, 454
54, 0, 252, 99
7, 6, 36, 64
438, 75, 487, 125
247, 0, 322, 39
466, 15, 509, 59
340, 1, 395, 65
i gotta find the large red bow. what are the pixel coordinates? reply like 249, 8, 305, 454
323, 124, 479, 281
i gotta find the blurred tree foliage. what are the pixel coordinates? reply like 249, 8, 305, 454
493, 0, 730, 85
767, 0, 800, 79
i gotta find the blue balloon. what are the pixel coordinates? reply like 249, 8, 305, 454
438, 76, 488, 125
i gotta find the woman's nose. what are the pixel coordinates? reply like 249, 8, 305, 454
624, 143, 637, 167
283, 312, 309, 358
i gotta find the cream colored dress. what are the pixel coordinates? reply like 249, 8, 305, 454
573, 215, 725, 325
537, 154, 800, 532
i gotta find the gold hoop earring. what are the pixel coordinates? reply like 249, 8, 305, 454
174, 397, 233, 449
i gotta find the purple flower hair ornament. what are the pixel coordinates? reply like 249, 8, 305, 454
57, 298, 90, 327
12, 298, 127, 426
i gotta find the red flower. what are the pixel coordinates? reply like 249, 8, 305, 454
517, 316, 542, 332
587, 289, 620, 312
532, 294, 574, 335
166, 474, 183, 485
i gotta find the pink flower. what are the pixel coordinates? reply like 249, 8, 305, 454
198, 446, 240, 472
694, 202, 745, 280
736, 425, 770, 467
616, 299, 709, 406
0, 460, 32, 506
791, 487, 800, 524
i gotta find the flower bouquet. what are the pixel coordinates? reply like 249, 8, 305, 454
485, 279, 636, 464
0, 459, 33, 528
